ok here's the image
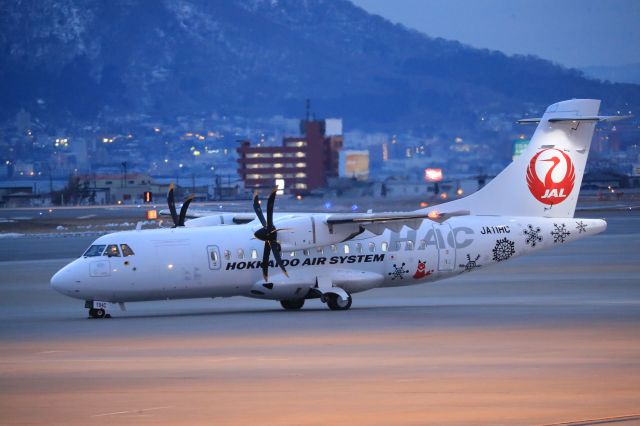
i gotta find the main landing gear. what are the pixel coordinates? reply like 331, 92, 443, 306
278, 291, 353, 311
280, 299, 305, 310
325, 293, 352, 311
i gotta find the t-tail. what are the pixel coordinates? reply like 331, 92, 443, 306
428, 99, 626, 218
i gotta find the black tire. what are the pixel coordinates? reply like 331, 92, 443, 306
280, 299, 305, 310
90, 308, 106, 319
326, 293, 352, 311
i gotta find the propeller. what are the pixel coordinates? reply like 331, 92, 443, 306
253, 188, 288, 281
167, 183, 194, 227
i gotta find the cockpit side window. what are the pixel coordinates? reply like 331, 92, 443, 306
83, 245, 106, 257
105, 244, 121, 257
120, 244, 135, 257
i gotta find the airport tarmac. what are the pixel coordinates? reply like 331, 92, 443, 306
0, 211, 639, 425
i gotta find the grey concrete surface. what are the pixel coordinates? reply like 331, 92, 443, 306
0, 211, 639, 425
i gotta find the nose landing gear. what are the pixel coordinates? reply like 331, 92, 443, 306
85, 301, 111, 319
88, 308, 108, 319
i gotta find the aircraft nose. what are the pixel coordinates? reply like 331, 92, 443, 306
50, 264, 80, 297
50, 268, 68, 294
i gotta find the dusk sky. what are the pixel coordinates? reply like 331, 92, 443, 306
351, 0, 640, 69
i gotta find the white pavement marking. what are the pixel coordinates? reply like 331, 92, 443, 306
91, 406, 172, 418
77, 214, 97, 219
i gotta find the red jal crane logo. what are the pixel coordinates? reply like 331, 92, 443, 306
526, 148, 575, 205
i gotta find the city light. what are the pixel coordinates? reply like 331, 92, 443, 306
424, 168, 443, 182
54, 138, 69, 148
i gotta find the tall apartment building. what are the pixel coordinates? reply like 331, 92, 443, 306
237, 118, 343, 194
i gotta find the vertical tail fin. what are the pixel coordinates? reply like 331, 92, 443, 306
430, 99, 605, 218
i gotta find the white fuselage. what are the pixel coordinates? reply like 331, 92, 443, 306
50, 215, 606, 304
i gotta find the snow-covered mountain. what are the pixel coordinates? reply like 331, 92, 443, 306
1, 0, 638, 132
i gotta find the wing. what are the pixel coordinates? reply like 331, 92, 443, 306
158, 209, 255, 226
326, 210, 470, 236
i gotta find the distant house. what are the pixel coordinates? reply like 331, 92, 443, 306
79, 173, 169, 205
582, 170, 629, 189
0, 185, 48, 208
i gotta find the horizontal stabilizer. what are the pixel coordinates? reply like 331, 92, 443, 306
518, 115, 631, 124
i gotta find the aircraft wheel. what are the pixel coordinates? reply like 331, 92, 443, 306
89, 308, 106, 319
280, 299, 305, 310
326, 293, 352, 311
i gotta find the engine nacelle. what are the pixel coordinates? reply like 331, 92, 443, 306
273, 215, 362, 251
185, 213, 254, 228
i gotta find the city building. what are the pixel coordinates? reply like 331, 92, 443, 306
237, 118, 343, 193
512, 136, 530, 161
339, 150, 369, 181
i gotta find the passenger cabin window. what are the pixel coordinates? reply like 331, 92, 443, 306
83, 245, 106, 257
316, 247, 324, 255
343, 244, 350, 254
356, 243, 363, 253
303, 249, 310, 256
251, 249, 258, 260
105, 244, 121, 257
406, 241, 414, 250
330, 244, 337, 253
381, 242, 388, 252
224, 250, 231, 260
368, 242, 375, 252
395, 241, 402, 251
120, 244, 134, 257
419, 240, 426, 250
237, 249, 244, 260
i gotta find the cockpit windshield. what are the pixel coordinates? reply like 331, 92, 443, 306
120, 244, 134, 257
83, 245, 106, 257
105, 244, 121, 257
83, 243, 135, 257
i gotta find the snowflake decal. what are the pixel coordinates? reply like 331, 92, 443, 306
576, 221, 587, 234
492, 238, 515, 262
459, 254, 481, 272
551, 223, 571, 243
388, 262, 409, 280
523, 224, 543, 247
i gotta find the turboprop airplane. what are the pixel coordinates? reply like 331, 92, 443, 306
51, 99, 623, 318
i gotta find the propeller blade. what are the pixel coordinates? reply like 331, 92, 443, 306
261, 241, 271, 281
266, 187, 277, 227
253, 192, 267, 227
167, 183, 179, 227
269, 240, 288, 277
178, 195, 195, 227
